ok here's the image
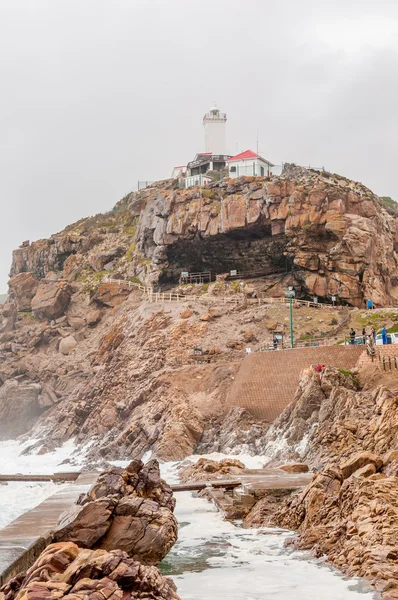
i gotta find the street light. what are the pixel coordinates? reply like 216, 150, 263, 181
284, 286, 296, 348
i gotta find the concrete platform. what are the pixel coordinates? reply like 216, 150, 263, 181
0, 472, 97, 586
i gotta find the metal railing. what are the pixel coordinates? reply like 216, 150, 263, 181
379, 353, 398, 370
137, 181, 155, 191
179, 271, 213, 284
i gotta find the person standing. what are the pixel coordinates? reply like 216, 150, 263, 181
371, 327, 376, 343
349, 328, 356, 345
382, 325, 388, 345
362, 327, 366, 344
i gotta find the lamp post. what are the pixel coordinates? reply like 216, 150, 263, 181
284, 286, 296, 348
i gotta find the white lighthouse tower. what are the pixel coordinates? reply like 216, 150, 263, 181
203, 105, 227, 155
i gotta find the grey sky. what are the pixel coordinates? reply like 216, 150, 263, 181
1, 0, 398, 291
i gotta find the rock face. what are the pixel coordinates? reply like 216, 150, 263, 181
54, 459, 178, 566
0, 380, 45, 440
9, 169, 398, 308
7, 272, 38, 311
243, 366, 398, 597
271, 465, 398, 598
0, 542, 179, 600
130, 167, 398, 307
31, 281, 71, 320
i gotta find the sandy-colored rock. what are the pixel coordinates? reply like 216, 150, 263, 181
179, 457, 246, 483
59, 335, 78, 355
384, 450, 398, 466
341, 452, 383, 479
351, 463, 376, 478
179, 308, 192, 319
278, 463, 309, 473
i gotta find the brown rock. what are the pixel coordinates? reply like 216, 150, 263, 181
7, 272, 39, 311
351, 463, 376, 478
179, 308, 193, 319
98, 497, 178, 565
31, 282, 71, 320
341, 452, 383, 479
68, 316, 86, 330
0, 542, 180, 600
54, 497, 116, 547
86, 308, 102, 326
383, 450, 398, 466
54, 460, 177, 566
179, 457, 246, 482
279, 463, 309, 474
92, 282, 131, 307
199, 311, 214, 322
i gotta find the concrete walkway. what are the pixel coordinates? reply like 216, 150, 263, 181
0, 472, 97, 586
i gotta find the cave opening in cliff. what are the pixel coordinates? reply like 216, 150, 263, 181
159, 225, 292, 284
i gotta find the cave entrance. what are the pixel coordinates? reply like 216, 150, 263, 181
159, 225, 292, 285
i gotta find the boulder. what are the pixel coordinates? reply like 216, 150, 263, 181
351, 463, 376, 478
54, 459, 177, 566
0, 542, 180, 600
92, 282, 131, 307
179, 308, 192, 319
279, 463, 309, 474
86, 308, 102, 326
7, 272, 39, 311
59, 335, 78, 355
68, 316, 86, 330
179, 457, 246, 483
88, 247, 124, 272
340, 452, 383, 479
98, 497, 178, 564
54, 497, 116, 547
31, 282, 71, 320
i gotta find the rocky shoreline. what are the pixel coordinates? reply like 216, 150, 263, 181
0, 459, 180, 600
180, 366, 398, 599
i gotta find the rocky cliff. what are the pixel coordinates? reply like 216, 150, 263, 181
9, 167, 398, 308
2, 167, 398, 460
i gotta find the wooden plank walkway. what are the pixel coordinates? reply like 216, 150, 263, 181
0, 472, 97, 586
0, 473, 80, 482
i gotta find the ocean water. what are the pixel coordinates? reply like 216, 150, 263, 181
160, 455, 377, 600
0, 447, 377, 599
0, 438, 82, 529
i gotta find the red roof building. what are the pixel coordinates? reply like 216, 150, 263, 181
228, 149, 274, 178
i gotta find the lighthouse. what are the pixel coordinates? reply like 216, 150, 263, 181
203, 105, 227, 155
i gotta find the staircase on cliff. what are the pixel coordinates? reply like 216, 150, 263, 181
227, 346, 365, 420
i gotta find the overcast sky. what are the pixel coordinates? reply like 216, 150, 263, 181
1, 0, 398, 291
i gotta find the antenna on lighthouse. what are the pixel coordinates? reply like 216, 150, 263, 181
256, 129, 259, 156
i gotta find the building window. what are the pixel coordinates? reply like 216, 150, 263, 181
230, 166, 236, 172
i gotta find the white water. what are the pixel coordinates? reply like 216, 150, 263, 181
159, 455, 377, 600
0, 438, 83, 529
0, 447, 377, 599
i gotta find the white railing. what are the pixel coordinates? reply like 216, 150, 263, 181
102, 275, 344, 309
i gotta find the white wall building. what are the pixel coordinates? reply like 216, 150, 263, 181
171, 165, 187, 178
228, 149, 275, 178
203, 105, 227, 155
